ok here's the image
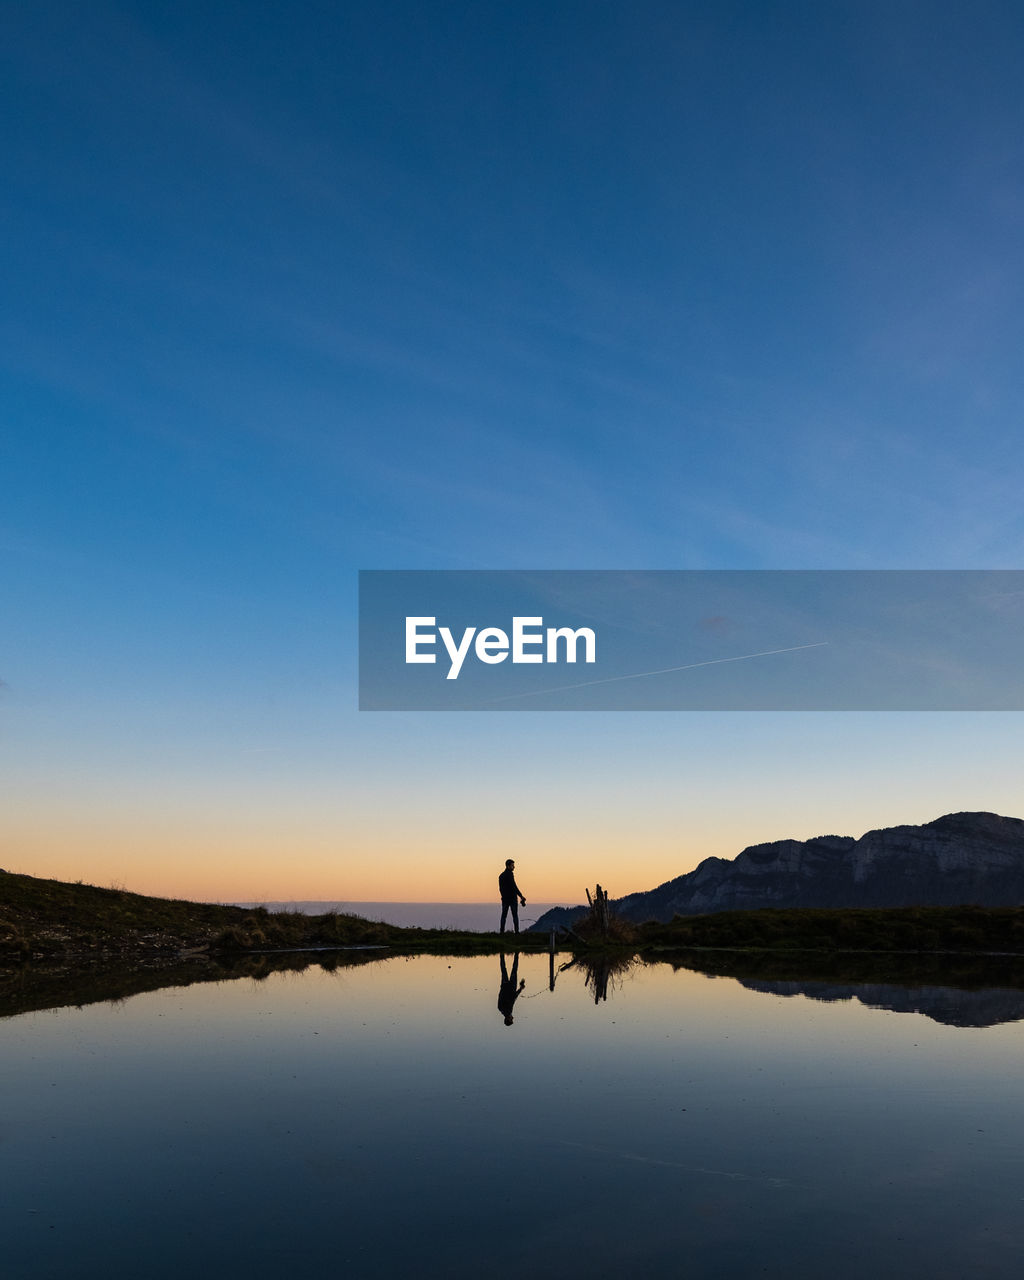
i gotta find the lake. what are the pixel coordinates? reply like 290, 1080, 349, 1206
3, 950, 1024, 1279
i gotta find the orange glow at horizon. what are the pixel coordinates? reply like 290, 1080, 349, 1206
7, 762, 1021, 905
3, 808, 733, 904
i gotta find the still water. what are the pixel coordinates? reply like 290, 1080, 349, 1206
3, 951, 1024, 1279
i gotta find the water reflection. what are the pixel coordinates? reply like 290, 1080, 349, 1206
6, 951, 1024, 1279
497, 952, 525, 1024
0, 948, 388, 1020
737, 978, 1024, 1027
7, 946, 1024, 1029
661, 949, 1024, 1027
559, 950, 638, 1003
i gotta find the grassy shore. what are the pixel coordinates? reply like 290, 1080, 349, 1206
4, 869, 1024, 962
0, 869, 551, 960
640, 904, 1024, 954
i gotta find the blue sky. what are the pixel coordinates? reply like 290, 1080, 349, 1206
3, 1, 1024, 900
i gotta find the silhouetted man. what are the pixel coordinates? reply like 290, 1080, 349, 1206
498, 951, 525, 1025
499, 858, 526, 935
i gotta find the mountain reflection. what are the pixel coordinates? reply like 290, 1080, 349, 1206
7, 947, 1024, 1028
736, 979, 1024, 1027
660, 950, 1024, 1027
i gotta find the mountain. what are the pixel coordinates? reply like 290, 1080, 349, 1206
532, 812, 1024, 929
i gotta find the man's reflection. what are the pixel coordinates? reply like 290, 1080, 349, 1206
498, 952, 526, 1025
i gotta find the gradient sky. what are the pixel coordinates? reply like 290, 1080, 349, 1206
3, 1, 1024, 902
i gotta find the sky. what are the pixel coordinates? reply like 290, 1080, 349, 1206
3, 0, 1024, 903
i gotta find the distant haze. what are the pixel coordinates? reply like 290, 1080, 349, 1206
232, 901, 571, 932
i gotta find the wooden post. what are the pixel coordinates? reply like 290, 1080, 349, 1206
595, 883, 609, 938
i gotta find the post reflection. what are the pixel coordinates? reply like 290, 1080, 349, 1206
520, 949, 640, 1008
563, 952, 638, 1004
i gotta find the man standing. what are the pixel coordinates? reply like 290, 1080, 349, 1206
498, 858, 526, 935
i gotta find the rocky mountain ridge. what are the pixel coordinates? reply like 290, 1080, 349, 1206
533, 811, 1024, 929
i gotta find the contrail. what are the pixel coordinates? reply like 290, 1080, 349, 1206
554, 1140, 808, 1189
485, 641, 829, 703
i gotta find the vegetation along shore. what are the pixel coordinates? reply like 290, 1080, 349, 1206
4, 868, 1024, 963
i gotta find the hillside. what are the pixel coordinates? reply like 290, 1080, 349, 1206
0, 870, 543, 960
533, 811, 1024, 929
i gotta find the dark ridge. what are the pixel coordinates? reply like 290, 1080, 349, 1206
532, 811, 1024, 929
